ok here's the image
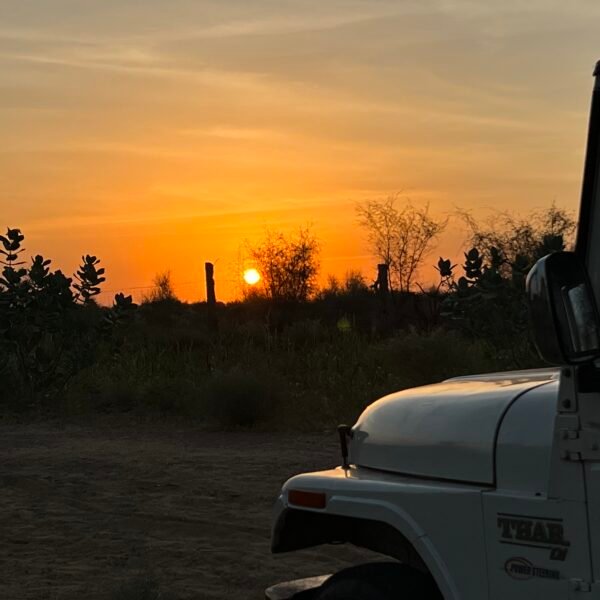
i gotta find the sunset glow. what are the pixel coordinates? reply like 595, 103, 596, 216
2, 1, 599, 301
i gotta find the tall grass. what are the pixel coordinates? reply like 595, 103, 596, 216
56, 298, 528, 429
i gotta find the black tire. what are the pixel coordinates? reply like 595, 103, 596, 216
315, 562, 442, 600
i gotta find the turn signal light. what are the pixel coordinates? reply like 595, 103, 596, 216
288, 489, 327, 509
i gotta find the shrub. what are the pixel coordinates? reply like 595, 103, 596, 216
0, 227, 136, 409
247, 227, 320, 301
81, 378, 140, 414
435, 205, 574, 368
140, 377, 201, 416
141, 271, 178, 304
203, 369, 280, 428
437, 248, 542, 368
374, 329, 497, 388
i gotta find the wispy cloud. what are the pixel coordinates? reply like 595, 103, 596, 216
178, 126, 289, 141
1, 0, 596, 299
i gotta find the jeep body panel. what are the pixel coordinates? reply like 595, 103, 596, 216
273, 467, 489, 600
350, 370, 557, 484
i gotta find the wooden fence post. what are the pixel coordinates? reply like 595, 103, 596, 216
373, 263, 391, 334
205, 262, 216, 306
375, 263, 389, 297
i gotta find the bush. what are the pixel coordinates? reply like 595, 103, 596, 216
66, 377, 140, 414
374, 329, 497, 388
247, 227, 320, 301
140, 378, 201, 416
436, 205, 576, 368
0, 227, 136, 408
203, 369, 280, 428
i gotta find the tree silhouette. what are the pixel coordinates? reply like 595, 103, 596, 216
357, 195, 446, 292
248, 228, 319, 302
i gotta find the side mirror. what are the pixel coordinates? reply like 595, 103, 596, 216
527, 251, 600, 365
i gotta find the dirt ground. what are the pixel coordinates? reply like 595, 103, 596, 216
0, 422, 375, 599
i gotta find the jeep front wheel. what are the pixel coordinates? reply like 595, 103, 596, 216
315, 562, 442, 600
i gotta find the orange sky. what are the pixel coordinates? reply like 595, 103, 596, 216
2, 1, 599, 302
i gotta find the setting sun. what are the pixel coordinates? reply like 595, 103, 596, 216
243, 268, 261, 286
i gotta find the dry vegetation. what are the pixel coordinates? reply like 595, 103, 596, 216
2, 204, 573, 423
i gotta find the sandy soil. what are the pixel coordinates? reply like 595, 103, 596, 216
0, 423, 374, 599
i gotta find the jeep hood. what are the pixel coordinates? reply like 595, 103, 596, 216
349, 368, 559, 484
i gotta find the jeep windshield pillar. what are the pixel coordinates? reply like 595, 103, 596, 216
578, 61, 600, 305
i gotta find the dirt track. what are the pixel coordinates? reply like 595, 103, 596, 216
0, 423, 373, 599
